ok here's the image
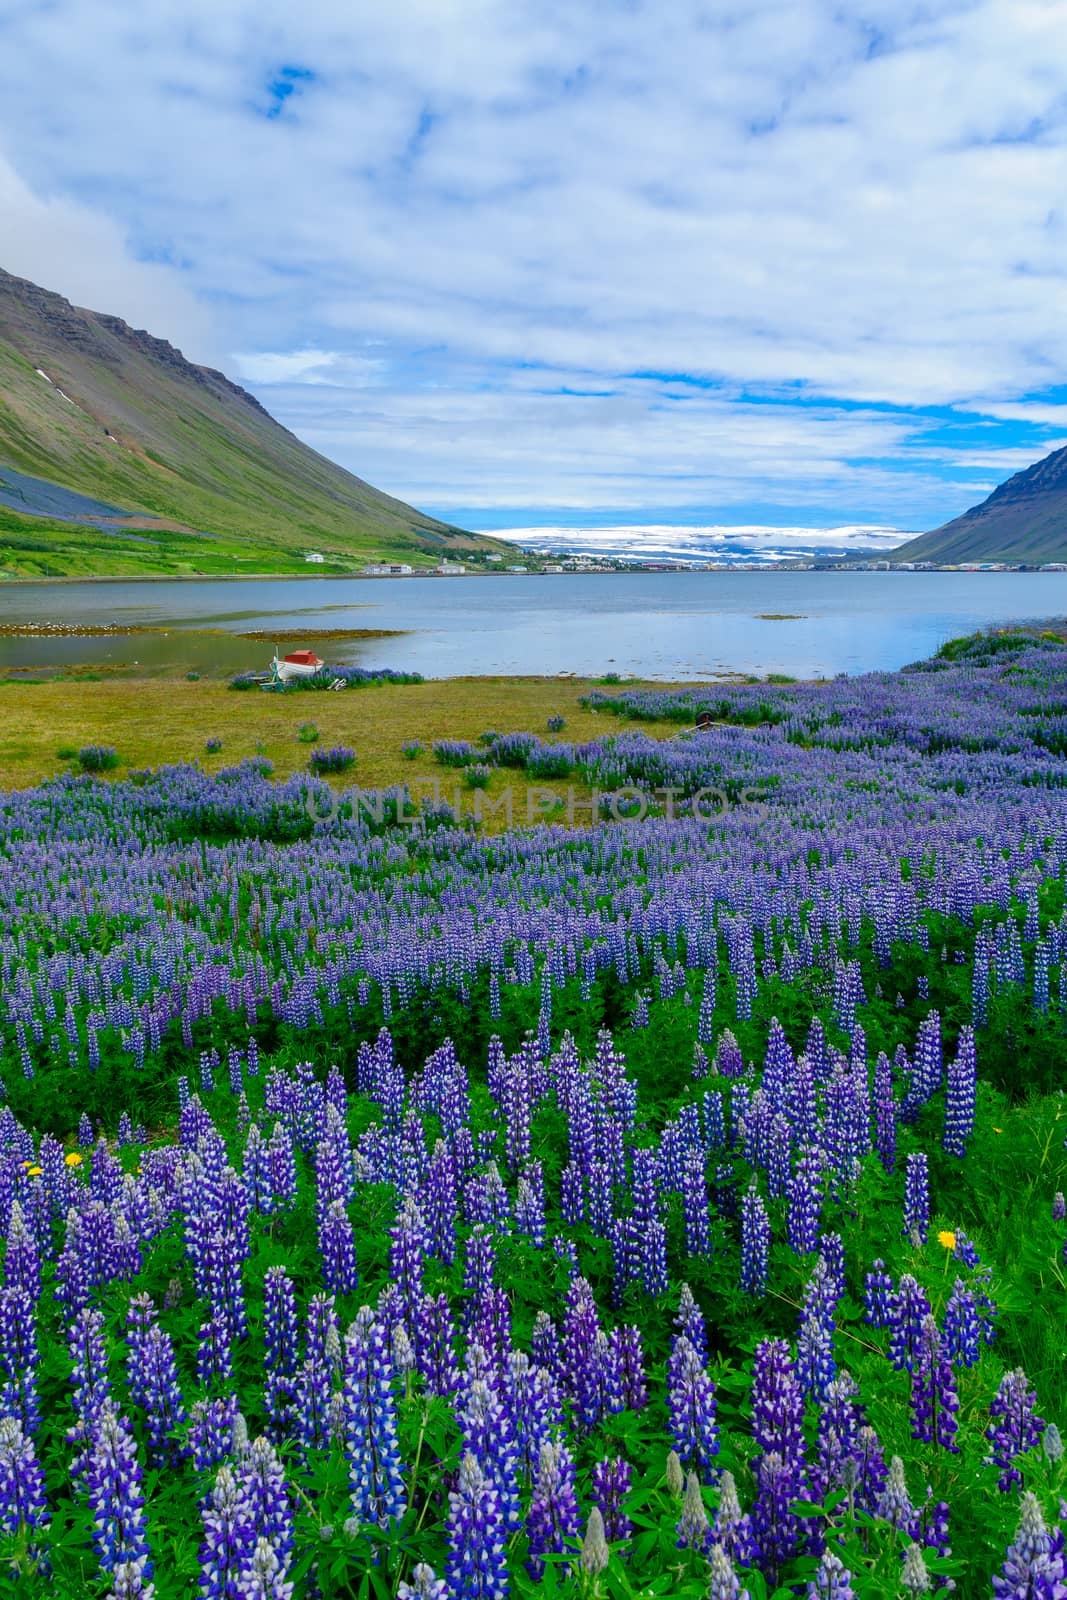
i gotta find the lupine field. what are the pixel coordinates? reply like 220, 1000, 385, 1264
1, 630, 1067, 1597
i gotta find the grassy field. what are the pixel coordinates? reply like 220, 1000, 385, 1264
0, 673, 681, 815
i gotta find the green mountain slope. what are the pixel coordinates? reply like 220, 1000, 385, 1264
0, 267, 503, 577
894, 444, 1067, 565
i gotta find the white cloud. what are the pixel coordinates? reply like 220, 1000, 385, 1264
1, 0, 1067, 519
0, 153, 213, 359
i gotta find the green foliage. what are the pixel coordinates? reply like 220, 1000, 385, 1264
75, 744, 119, 771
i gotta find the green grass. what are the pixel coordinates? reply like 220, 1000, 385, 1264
0, 672, 680, 821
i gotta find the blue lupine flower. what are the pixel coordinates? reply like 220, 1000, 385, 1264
343, 1308, 407, 1529
445, 1452, 509, 1600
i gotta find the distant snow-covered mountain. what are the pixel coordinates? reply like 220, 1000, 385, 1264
491, 524, 905, 564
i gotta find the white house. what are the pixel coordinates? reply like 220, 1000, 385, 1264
435, 563, 467, 574
362, 563, 414, 576
304, 552, 326, 564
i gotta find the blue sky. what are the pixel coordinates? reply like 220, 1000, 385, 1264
2, 0, 1067, 538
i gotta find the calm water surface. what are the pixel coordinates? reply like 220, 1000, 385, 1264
1, 571, 1066, 679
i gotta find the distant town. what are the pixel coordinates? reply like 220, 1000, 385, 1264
336, 550, 1067, 577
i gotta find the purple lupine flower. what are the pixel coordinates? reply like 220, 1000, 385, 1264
425, 1141, 459, 1266
561, 1277, 605, 1432
751, 1338, 805, 1467
707, 1543, 749, 1600
503, 1351, 561, 1484
525, 1439, 582, 1578
609, 1324, 648, 1411
953, 1231, 980, 1268
808, 1551, 856, 1597
293, 1354, 333, 1457
863, 1261, 895, 1328
942, 1279, 981, 1367
740, 1185, 770, 1297
750, 1340, 806, 1580
667, 1336, 719, 1481
126, 1305, 186, 1467
267, 1126, 298, 1214
750, 1451, 803, 1586
445, 1452, 509, 1600
459, 1373, 521, 1531
235, 1535, 293, 1599
343, 1307, 406, 1529
0, 1285, 39, 1434
787, 1148, 822, 1255
198, 1314, 234, 1390
4, 1203, 39, 1302
991, 1491, 1066, 1599
199, 1463, 255, 1599
591, 1456, 633, 1544
107, 1556, 156, 1598
902, 1011, 942, 1122
413, 1293, 459, 1399
813, 1371, 866, 1502
463, 1226, 496, 1301
796, 1257, 839, 1401
902, 1152, 930, 1244
0, 1415, 48, 1534
68, 1306, 112, 1469
872, 1052, 896, 1172
887, 1275, 932, 1372
942, 1026, 976, 1159
390, 1197, 428, 1318
681, 1151, 712, 1257
675, 1284, 708, 1360
530, 1312, 561, 1380
86, 1404, 152, 1577
917, 1494, 952, 1585
876, 1456, 916, 1535
238, 1436, 293, 1569
263, 1268, 298, 1435
712, 1469, 755, 1567
853, 1426, 889, 1517
515, 1170, 546, 1248
398, 1564, 448, 1600
1053, 1193, 1066, 1223
188, 1395, 240, 1474
987, 1368, 1047, 1490
910, 1315, 959, 1453
319, 1201, 358, 1297
198, 1228, 248, 1342
468, 1289, 511, 1373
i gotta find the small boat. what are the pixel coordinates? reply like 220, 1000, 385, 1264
271, 648, 325, 684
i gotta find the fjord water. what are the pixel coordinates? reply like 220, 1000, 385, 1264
2, 569, 1067, 678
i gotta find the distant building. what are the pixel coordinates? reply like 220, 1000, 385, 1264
1040, 562, 1067, 571
544, 564, 564, 573
486, 554, 504, 562
362, 562, 413, 576
304, 552, 326, 564
506, 565, 528, 573
435, 562, 467, 574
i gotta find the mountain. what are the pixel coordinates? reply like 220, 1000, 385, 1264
0, 267, 503, 577
894, 444, 1067, 566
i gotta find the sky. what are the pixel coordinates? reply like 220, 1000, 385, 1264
2, 0, 1067, 543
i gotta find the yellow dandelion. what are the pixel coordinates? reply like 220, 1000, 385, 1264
993, 1127, 1003, 1134
27, 1166, 43, 1178
937, 1229, 956, 1251
64, 1152, 83, 1167
19, 1161, 30, 1170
